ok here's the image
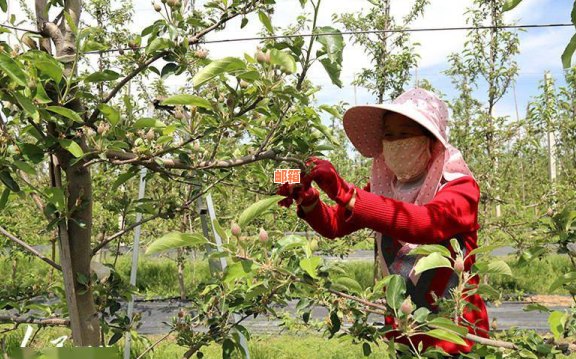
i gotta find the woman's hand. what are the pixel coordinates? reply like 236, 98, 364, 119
276, 176, 319, 210
307, 157, 355, 206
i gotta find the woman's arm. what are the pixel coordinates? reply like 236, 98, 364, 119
296, 183, 370, 239
343, 176, 479, 244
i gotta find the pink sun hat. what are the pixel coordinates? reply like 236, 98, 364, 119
343, 87, 473, 206
343, 88, 449, 158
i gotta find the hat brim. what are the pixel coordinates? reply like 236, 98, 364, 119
343, 104, 448, 158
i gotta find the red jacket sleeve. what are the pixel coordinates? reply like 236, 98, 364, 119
296, 183, 371, 239
344, 176, 480, 244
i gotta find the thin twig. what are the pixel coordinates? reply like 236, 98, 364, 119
0, 316, 69, 326
136, 330, 174, 359
86, 11, 243, 125
466, 333, 516, 349
91, 172, 231, 256
0, 226, 62, 271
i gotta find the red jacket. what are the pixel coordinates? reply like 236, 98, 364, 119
296, 176, 489, 354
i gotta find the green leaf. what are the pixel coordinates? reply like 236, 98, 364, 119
269, 49, 296, 74
46, 106, 83, 123
475, 284, 501, 298
108, 332, 123, 346
58, 139, 83, 158
45, 187, 65, 211
19, 143, 44, 163
98, 104, 121, 126
328, 310, 341, 337
224, 260, 255, 283
548, 311, 567, 339
468, 244, 505, 257
161, 63, 179, 79
427, 317, 468, 336
85, 70, 121, 83
212, 218, 229, 242
425, 329, 467, 346
319, 58, 342, 88
0, 52, 27, 86
82, 40, 107, 53
145, 38, 174, 55
572, 1, 576, 25
146, 232, 208, 255
362, 343, 371, 357
0, 170, 19, 192
134, 117, 166, 129
0, 0, 6, 12
238, 195, 284, 227
111, 170, 138, 191
12, 160, 35, 175
315, 26, 344, 64
524, 303, 551, 313
319, 105, 340, 118
46, 106, 84, 123
502, 0, 523, 12
277, 235, 308, 253
299, 256, 322, 278
385, 275, 406, 311
414, 252, 452, 275
222, 337, 235, 359
34, 82, 53, 104
192, 57, 246, 88
161, 94, 213, 110
473, 260, 512, 276
562, 33, 576, 69
0, 188, 10, 211
549, 271, 576, 292
34, 59, 63, 83
332, 277, 363, 295
412, 307, 430, 323
312, 122, 339, 145
258, 11, 273, 33
14, 92, 38, 120
63, 11, 78, 35
408, 245, 451, 258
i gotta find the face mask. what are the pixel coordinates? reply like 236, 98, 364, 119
382, 136, 432, 183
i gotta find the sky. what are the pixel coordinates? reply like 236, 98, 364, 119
137, 0, 573, 121
7, 0, 575, 122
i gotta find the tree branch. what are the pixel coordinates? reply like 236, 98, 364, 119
466, 333, 516, 350
86, 11, 243, 125
0, 315, 69, 326
136, 331, 174, 359
102, 148, 300, 171
0, 226, 61, 271
91, 172, 231, 256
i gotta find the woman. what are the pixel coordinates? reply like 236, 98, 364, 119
277, 88, 489, 355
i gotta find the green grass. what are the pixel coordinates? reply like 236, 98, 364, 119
113, 256, 211, 299
489, 254, 573, 296
4, 327, 576, 359
1, 253, 574, 301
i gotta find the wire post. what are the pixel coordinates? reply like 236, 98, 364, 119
198, 193, 250, 358
124, 102, 152, 359
123, 166, 147, 359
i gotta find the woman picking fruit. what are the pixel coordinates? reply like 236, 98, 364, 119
277, 88, 489, 355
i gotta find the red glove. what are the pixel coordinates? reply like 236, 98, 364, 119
276, 175, 319, 208
307, 157, 355, 206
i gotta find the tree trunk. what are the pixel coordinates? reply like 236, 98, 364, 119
36, 0, 101, 345
64, 155, 100, 345
53, 149, 100, 346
